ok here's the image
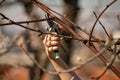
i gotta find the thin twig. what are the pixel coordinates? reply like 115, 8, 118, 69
93, 11, 112, 40
0, 18, 53, 26
19, 42, 112, 74
92, 46, 119, 80
20, 45, 59, 75
31, 0, 83, 40
97, 55, 117, 80
57, 40, 118, 73
31, 0, 98, 41
0, 12, 43, 33
89, 0, 117, 44
0, 12, 105, 44
1, 0, 120, 78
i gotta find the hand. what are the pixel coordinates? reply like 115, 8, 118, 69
43, 33, 60, 59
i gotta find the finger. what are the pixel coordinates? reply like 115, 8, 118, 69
46, 41, 60, 47
47, 34, 51, 41
51, 32, 57, 35
43, 35, 47, 45
52, 46, 59, 50
51, 41, 60, 46
46, 41, 51, 47
48, 47, 52, 52
47, 32, 58, 40
51, 36, 60, 41
60, 37, 63, 40
48, 46, 59, 52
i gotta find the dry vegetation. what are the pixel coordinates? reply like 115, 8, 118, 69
0, 0, 120, 80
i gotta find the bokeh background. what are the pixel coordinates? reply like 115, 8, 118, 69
0, 0, 120, 80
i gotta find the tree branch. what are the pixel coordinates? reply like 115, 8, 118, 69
89, 0, 117, 44
93, 11, 112, 40
0, 18, 53, 26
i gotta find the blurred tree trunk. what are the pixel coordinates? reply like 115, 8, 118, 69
48, 0, 80, 80
62, 0, 80, 64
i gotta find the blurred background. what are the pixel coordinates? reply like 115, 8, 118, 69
0, 0, 120, 80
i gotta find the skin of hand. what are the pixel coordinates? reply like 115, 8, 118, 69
43, 33, 81, 80
43, 33, 60, 60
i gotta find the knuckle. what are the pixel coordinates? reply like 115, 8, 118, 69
51, 41, 59, 45
48, 47, 53, 52
47, 41, 51, 46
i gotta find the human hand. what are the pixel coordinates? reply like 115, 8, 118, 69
43, 33, 60, 59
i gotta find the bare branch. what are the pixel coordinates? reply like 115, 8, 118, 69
89, 0, 117, 44
31, 0, 98, 41
1, 0, 120, 78
0, 12, 105, 43
19, 40, 119, 75
93, 11, 112, 40
0, 18, 53, 26
0, 12, 43, 33
19, 45, 59, 75
92, 44, 119, 80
